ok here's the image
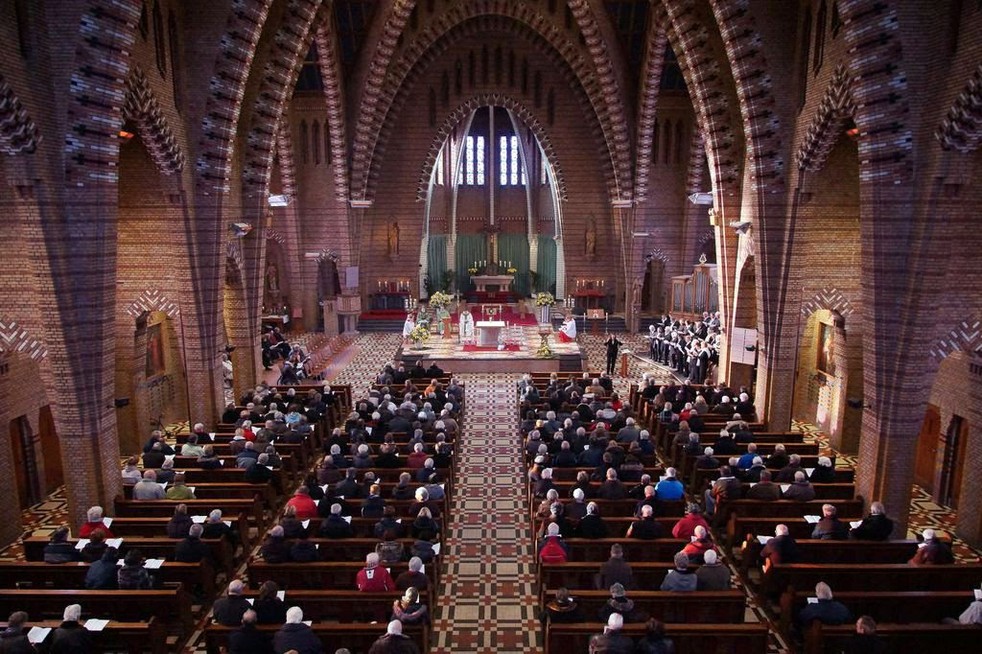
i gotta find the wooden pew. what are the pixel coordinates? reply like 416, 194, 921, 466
761, 562, 982, 598
114, 498, 263, 528
122, 481, 275, 508
718, 499, 864, 532
558, 538, 688, 564
95, 514, 252, 551
0, 618, 167, 654
0, 584, 193, 633
241, 589, 422, 625
247, 560, 439, 593
740, 538, 919, 575
537, 562, 694, 601
545, 622, 769, 654
692, 467, 855, 491
532, 499, 686, 519
0, 560, 216, 596
543, 589, 746, 623
202, 622, 426, 654
781, 589, 976, 635
22, 534, 235, 573
804, 621, 980, 654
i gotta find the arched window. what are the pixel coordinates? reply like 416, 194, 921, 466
534, 71, 542, 107
831, 2, 842, 38
441, 72, 449, 106
428, 88, 437, 127
152, 1, 166, 77
324, 122, 331, 165
311, 121, 321, 165
674, 121, 684, 164
458, 136, 486, 186
547, 89, 555, 126
434, 151, 444, 186
662, 120, 673, 165
798, 9, 812, 109
168, 10, 182, 112
299, 121, 309, 165
14, 0, 32, 58
813, 1, 827, 74
652, 119, 660, 163
138, 2, 149, 40
499, 135, 526, 186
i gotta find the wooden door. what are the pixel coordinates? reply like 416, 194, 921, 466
38, 405, 63, 494
914, 404, 940, 491
9, 416, 39, 509
940, 416, 968, 509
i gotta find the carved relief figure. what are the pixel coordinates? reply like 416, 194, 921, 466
585, 217, 597, 260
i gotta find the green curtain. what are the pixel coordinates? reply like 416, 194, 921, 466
454, 234, 487, 292
536, 235, 557, 295
427, 234, 448, 294
498, 233, 531, 296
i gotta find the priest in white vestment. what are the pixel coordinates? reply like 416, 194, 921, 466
402, 313, 416, 341
458, 309, 475, 343
558, 315, 577, 342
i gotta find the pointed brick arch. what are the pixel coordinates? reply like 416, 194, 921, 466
930, 317, 982, 362
0, 319, 47, 361
123, 289, 180, 319
795, 64, 856, 172
414, 94, 568, 201
351, 0, 630, 202
63, 0, 142, 184
0, 74, 41, 155
634, 4, 670, 201
122, 67, 185, 175
195, 0, 274, 193
801, 286, 855, 318
709, 0, 785, 190
936, 63, 982, 153
313, 19, 350, 202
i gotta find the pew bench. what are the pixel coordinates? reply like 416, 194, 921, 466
22, 533, 234, 574
0, 560, 215, 596
543, 589, 746, 623
0, 618, 167, 654
545, 622, 769, 654
202, 621, 426, 654
761, 562, 982, 598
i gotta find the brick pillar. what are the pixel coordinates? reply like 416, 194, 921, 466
30, 186, 123, 528
0, 358, 23, 547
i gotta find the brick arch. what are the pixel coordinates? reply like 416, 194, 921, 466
414, 94, 568, 202
795, 64, 856, 172
241, 0, 320, 194
195, 0, 274, 193
313, 19, 349, 202
929, 316, 982, 362
661, 3, 742, 190
936, 63, 982, 153
800, 286, 855, 318
381, 16, 609, 203
63, 0, 142, 184
122, 66, 185, 175
838, 0, 913, 185
352, 0, 629, 202
123, 289, 180, 319
635, 4, 670, 201
0, 74, 41, 155
708, 0, 785, 190
0, 318, 47, 361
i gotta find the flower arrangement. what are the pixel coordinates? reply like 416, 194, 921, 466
428, 291, 453, 309
506, 266, 518, 274
467, 266, 478, 275
408, 324, 430, 345
534, 292, 556, 307
536, 340, 554, 358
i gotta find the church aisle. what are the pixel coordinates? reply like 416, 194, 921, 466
431, 373, 541, 653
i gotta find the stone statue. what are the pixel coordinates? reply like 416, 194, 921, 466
266, 262, 280, 293
632, 276, 642, 307
585, 218, 597, 260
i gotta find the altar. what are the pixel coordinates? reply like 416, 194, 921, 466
475, 320, 506, 347
471, 274, 514, 293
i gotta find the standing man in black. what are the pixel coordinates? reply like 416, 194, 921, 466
604, 334, 622, 375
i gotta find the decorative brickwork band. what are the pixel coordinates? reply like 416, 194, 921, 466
936, 63, 982, 153
64, 0, 142, 184
800, 286, 855, 318
795, 64, 856, 172
0, 319, 47, 361
264, 227, 287, 245
415, 94, 567, 202
929, 318, 982, 361
122, 67, 185, 174
643, 249, 671, 265
838, 0, 913, 185
123, 289, 180, 319
313, 19, 350, 202
196, 0, 274, 193
0, 74, 41, 155
634, 5, 669, 201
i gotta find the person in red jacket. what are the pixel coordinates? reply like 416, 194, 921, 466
356, 552, 395, 591
671, 503, 710, 540
284, 486, 318, 520
78, 505, 115, 539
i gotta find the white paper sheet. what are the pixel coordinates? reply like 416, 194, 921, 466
27, 626, 51, 643
84, 619, 109, 632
